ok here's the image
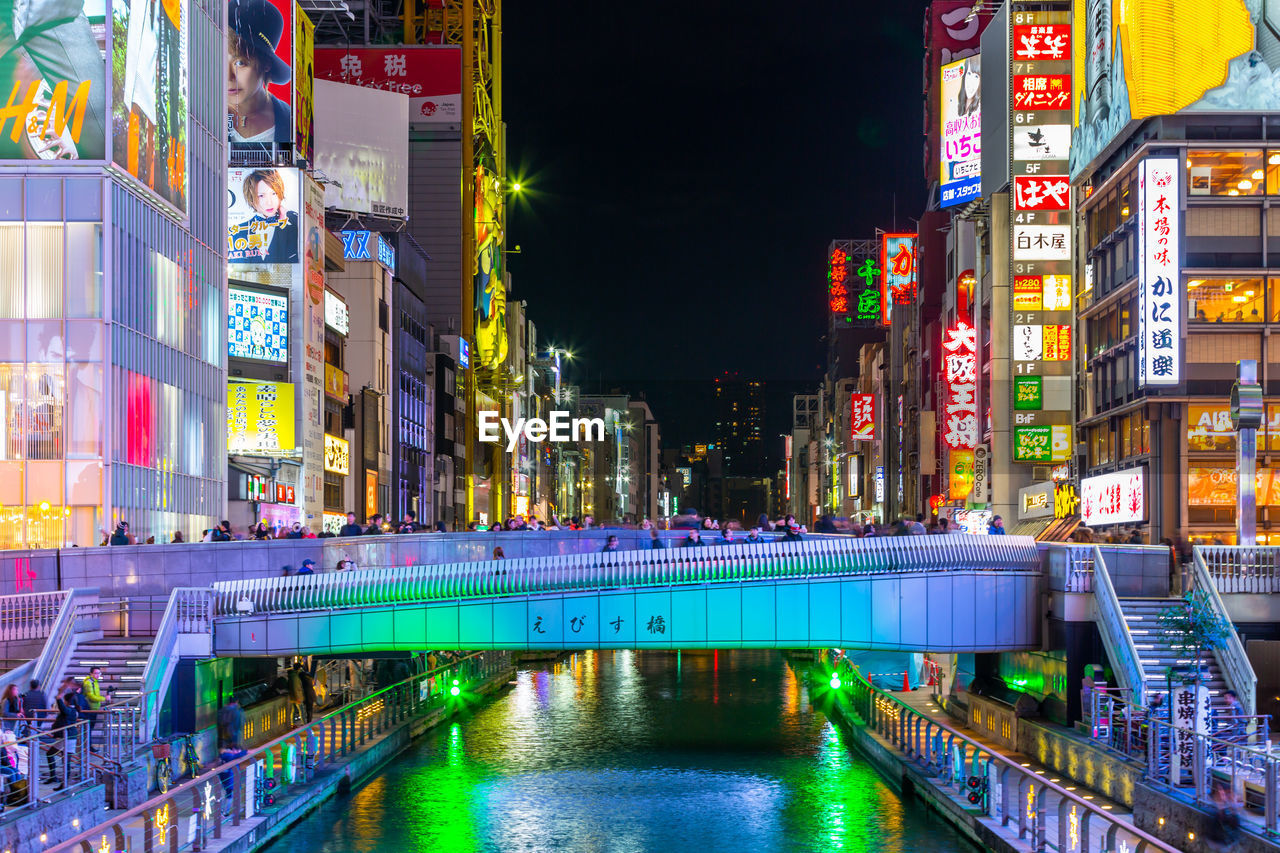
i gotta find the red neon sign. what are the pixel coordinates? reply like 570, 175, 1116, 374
941, 321, 978, 450
880, 233, 917, 326
828, 247, 850, 313
1012, 75, 1071, 110
1013, 175, 1070, 211
1012, 24, 1071, 61
850, 394, 875, 441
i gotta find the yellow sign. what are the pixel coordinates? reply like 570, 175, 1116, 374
1054, 483, 1078, 518
949, 449, 975, 501
324, 434, 349, 475
324, 364, 347, 400
227, 382, 295, 455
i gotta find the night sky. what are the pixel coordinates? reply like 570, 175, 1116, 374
504, 2, 930, 452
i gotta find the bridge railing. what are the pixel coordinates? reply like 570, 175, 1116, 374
1190, 550, 1258, 716
0, 589, 68, 643
138, 588, 215, 742
48, 650, 512, 853
210, 534, 1042, 617
1086, 546, 1148, 705
830, 654, 1177, 852
1196, 545, 1280, 593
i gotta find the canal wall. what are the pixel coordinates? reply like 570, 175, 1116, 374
217, 661, 516, 853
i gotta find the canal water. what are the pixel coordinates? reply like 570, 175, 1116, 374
269, 650, 975, 852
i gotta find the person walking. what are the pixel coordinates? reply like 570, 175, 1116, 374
109, 521, 132, 545
287, 664, 303, 725
172, 531, 185, 543
909, 513, 927, 535
396, 512, 419, 534
649, 528, 665, 550
212, 520, 234, 542
0, 685, 21, 734
218, 695, 244, 748
338, 512, 363, 537
82, 667, 104, 750
364, 514, 384, 535
47, 679, 82, 788
988, 515, 1006, 535
296, 558, 316, 575
685, 530, 705, 547
296, 663, 316, 724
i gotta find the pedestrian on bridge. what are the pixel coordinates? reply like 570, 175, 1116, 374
684, 530, 705, 547
0, 685, 21, 734
988, 516, 1006, 535
602, 536, 619, 552
338, 512, 363, 537
296, 663, 316, 724
83, 667, 103, 749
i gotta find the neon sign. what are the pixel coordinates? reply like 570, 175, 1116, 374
880, 233, 917, 327
828, 246, 850, 314
942, 321, 978, 450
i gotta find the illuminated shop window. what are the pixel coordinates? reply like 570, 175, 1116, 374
1187, 277, 1265, 322
1187, 150, 1264, 196
1266, 152, 1280, 195
1187, 402, 1234, 451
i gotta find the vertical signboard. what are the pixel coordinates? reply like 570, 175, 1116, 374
112, 0, 189, 211
828, 242, 851, 316
850, 394, 876, 441
943, 321, 979, 502
881, 233, 918, 328
294, 3, 316, 162
227, 0, 295, 148
301, 174, 327, 527
940, 56, 982, 207
1138, 157, 1181, 387
1009, 7, 1073, 464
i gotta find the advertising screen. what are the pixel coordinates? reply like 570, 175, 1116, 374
227, 166, 301, 264
880, 233, 917, 327
313, 46, 461, 124
227, 381, 295, 455
112, 0, 188, 211
324, 291, 349, 335
228, 286, 288, 362
324, 433, 349, 475
1081, 466, 1146, 527
314, 80, 409, 217
940, 56, 982, 207
227, 0, 294, 147
0, 6, 107, 160
849, 394, 875, 441
1071, 0, 1278, 178
294, 2, 315, 161
475, 166, 507, 368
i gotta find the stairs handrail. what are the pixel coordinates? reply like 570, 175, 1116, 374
31, 588, 100, 695
1191, 547, 1257, 716
1090, 545, 1147, 704
138, 587, 214, 743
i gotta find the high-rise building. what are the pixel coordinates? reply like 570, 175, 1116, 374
714, 375, 765, 475
0, 3, 227, 548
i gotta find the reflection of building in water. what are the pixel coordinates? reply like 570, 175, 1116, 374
0, 5, 226, 549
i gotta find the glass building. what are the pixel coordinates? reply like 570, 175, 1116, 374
0, 1, 226, 548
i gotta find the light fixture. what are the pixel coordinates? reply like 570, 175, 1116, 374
1229, 189, 1241, 196
1239, 179, 1253, 190
1253, 169, 1265, 180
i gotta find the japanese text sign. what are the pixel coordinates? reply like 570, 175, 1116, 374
942, 321, 978, 450
1012, 74, 1071, 110
1012, 24, 1070, 61
880, 233, 917, 327
1014, 175, 1070, 211
1081, 467, 1146, 527
828, 245, 850, 314
1139, 158, 1181, 387
850, 393, 876, 441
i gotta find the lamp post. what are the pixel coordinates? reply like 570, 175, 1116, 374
1230, 359, 1263, 545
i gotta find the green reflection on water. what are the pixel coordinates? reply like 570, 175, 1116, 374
268, 651, 973, 853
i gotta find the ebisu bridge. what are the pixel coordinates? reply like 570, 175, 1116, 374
0, 531, 1271, 853
209, 534, 1041, 656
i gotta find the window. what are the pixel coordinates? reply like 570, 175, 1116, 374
1187, 150, 1264, 196
1188, 403, 1233, 451
1188, 277, 1265, 322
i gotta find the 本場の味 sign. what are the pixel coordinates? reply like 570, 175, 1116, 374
941, 321, 978, 450
850, 393, 876, 441
1081, 466, 1146, 527
1138, 157, 1181, 387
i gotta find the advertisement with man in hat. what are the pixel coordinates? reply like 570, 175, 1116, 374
227, 0, 293, 147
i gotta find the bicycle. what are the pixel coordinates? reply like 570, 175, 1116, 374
152, 734, 203, 793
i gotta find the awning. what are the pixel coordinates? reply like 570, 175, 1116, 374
1011, 515, 1081, 541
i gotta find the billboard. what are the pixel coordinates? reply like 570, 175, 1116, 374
940, 56, 982, 207
1081, 466, 1146, 527
324, 434, 349, 475
294, 2, 315, 161
880, 233, 917, 327
324, 291, 349, 335
1071, 0, 1277, 178
942, 321, 978, 450
112, 0, 188, 211
314, 80, 409, 218
0, 6, 107, 160
227, 167, 301, 264
475, 166, 507, 368
1138, 157, 1181, 387
828, 243, 850, 315
313, 46, 461, 124
227, 381, 295, 455
850, 394, 875, 441
923, 1, 992, 183
1189, 468, 1280, 507
228, 286, 288, 363
227, 0, 294, 147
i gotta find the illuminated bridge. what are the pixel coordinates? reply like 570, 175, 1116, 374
208, 535, 1042, 655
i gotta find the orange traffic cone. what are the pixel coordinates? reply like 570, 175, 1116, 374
903, 671, 911, 692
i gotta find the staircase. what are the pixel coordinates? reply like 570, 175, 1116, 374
64, 637, 155, 704
1120, 597, 1231, 715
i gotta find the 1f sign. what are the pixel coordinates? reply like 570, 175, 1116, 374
1139, 158, 1181, 387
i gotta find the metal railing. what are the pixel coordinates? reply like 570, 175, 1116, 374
211, 534, 1042, 617
1082, 687, 1271, 759
139, 588, 214, 742
1189, 549, 1258, 716
831, 655, 1177, 852
1146, 718, 1280, 833
0, 590, 68, 643
1088, 546, 1147, 704
1196, 545, 1280, 593
49, 651, 512, 853
0, 718, 94, 814
30, 589, 101, 703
